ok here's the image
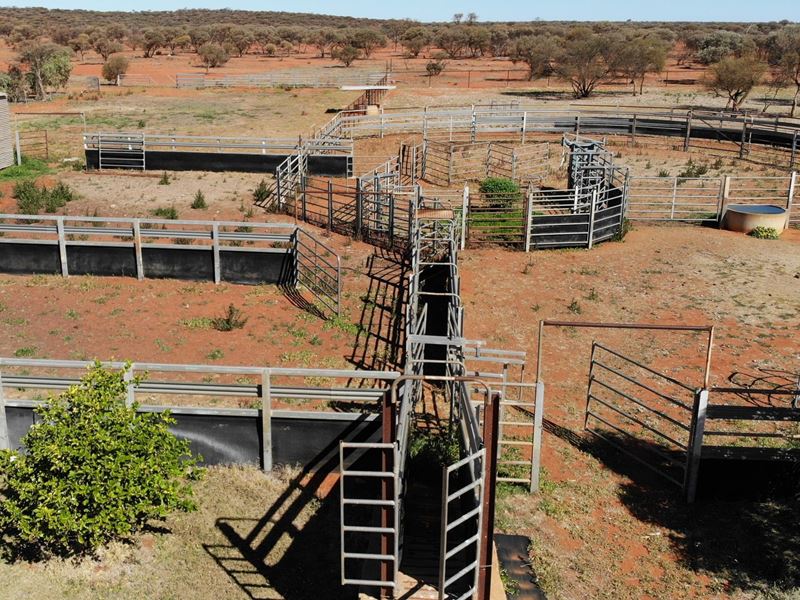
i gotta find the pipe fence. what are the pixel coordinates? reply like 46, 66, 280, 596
0, 357, 400, 471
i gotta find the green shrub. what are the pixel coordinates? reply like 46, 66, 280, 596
158, 171, 171, 185
677, 159, 709, 179
212, 304, 248, 332
191, 190, 207, 209
151, 206, 179, 219
0, 363, 202, 558
253, 179, 271, 205
12, 180, 44, 214
749, 226, 780, 240
479, 177, 522, 209
13, 180, 76, 214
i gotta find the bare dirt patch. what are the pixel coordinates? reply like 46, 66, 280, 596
462, 224, 800, 599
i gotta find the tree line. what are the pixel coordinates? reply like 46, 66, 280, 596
0, 9, 797, 115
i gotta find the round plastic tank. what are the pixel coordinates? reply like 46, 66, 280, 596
722, 204, 787, 234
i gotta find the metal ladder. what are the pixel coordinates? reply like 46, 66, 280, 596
339, 441, 400, 593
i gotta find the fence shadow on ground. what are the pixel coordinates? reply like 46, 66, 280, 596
202, 420, 373, 600
349, 248, 409, 372
544, 418, 800, 595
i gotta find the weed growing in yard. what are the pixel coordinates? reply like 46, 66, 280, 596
212, 304, 248, 331
191, 190, 207, 209
253, 179, 271, 205
568, 299, 582, 314
151, 206, 179, 220
206, 349, 224, 360
158, 171, 171, 185
13, 346, 37, 357
13, 180, 77, 214
749, 226, 780, 240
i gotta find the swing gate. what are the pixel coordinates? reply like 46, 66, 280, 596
584, 342, 698, 488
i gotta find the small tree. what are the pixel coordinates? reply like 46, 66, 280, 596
401, 27, 430, 58
707, 55, 766, 111
18, 43, 72, 100
93, 37, 123, 61
0, 363, 201, 558
68, 33, 91, 62
332, 45, 360, 67
102, 55, 129, 84
556, 30, 610, 98
198, 43, 229, 72
510, 35, 560, 81
142, 29, 165, 58
426, 52, 447, 77
771, 26, 800, 117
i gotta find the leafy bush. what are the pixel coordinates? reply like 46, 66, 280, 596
191, 190, 207, 209
0, 363, 202, 558
253, 179, 271, 205
479, 177, 522, 209
13, 180, 76, 214
101, 55, 129, 83
151, 206, 179, 219
212, 304, 248, 332
677, 159, 709, 179
749, 226, 780, 240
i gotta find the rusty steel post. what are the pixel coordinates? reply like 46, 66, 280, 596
477, 392, 501, 600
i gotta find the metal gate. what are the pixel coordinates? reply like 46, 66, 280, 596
438, 448, 485, 600
97, 132, 145, 170
584, 342, 697, 487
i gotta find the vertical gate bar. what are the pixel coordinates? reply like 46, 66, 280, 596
739, 119, 748, 159
438, 454, 450, 598
684, 110, 692, 152
327, 180, 334, 233
380, 390, 396, 598
123, 366, 135, 407
461, 185, 469, 250
355, 178, 363, 239
211, 223, 221, 284
587, 190, 597, 249
260, 369, 272, 472
56, 217, 69, 277
339, 442, 346, 586
477, 392, 500, 600
531, 382, 544, 493
0, 369, 8, 450
685, 388, 709, 503
786, 171, 796, 228
584, 343, 597, 430
670, 178, 678, 220
132, 219, 144, 280
521, 111, 527, 144
524, 186, 534, 253
15, 130, 21, 166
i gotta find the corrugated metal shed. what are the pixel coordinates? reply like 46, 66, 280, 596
0, 94, 13, 170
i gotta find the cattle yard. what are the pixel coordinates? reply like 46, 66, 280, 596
0, 51, 798, 600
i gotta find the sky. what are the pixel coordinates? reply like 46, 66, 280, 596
0, 0, 796, 22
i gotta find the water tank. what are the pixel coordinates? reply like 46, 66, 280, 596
0, 94, 13, 169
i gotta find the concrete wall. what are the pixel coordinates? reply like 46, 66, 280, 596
84, 149, 350, 177
6, 404, 380, 469
0, 240, 292, 285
